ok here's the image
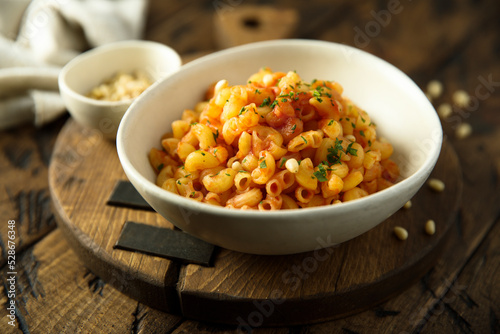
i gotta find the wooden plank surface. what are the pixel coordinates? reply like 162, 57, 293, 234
177, 140, 462, 325
49, 121, 180, 313
0, 0, 499, 332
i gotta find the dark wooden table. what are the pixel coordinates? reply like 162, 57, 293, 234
1, 0, 499, 333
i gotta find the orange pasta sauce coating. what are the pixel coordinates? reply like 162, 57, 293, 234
150, 68, 400, 210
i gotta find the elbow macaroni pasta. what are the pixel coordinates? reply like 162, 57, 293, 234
150, 68, 400, 210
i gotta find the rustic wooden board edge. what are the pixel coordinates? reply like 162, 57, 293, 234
49, 190, 182, 314
179, 225, 456, 327
47, 120, 182, 314
177, 140, 463, 326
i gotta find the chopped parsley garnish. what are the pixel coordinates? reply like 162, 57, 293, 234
239, 107, 246, 115
326, 138, 345, 165
259, 97, 271, 107
279, 158, 287, 168
157, 163, 164, 171
359, 130, 365, 137
351, 122, 356, 129
213, 129, 219, 141
291, 124, 297, 131
260, 160, 267, 168
225, 173, 231, 176
201, 152, 206, 156
346, 142, 358, 156
328, 120, 334, 126
313, 163, 329, 182
279, 92, 295, 99
301, 136, 308, 144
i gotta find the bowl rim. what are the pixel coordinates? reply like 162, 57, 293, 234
58, 39, 182, 107
117, 39, 443, 218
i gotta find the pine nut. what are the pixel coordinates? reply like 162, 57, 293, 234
403, 200, 412, 209
285, 158, 299, 174
428, 178, 445, 192
437, 103, 452, 119
427, 80, 443, 98
394, 226, 408, 240
452, 90, 470, 108
231, 161, 243, 171
456, 122, 472, 139
345, 134, 356, 142
425, 219, 436, 235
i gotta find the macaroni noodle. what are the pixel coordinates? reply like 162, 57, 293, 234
150, 68, 400, 210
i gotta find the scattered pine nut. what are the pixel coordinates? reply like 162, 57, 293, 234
231, 161, 243, 171
345, 134, 356, 142
437, 103, 453, 119
455, 122, 472, 139
394, 226, 408, 240
425, 219, 436, 235
285, 158, 299, 174
214, 79, 228, 94
425, 93, 433, 102
428, 178, 445, 192
427, 80, 443, 99
452, 90, 470, 108
403, 200, 412, 209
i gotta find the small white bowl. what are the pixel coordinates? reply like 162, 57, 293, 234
59, 40, 181, 139
117, 40, 442, 255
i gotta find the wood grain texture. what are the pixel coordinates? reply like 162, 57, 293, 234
48, 120, 180, 313
48, 116, 462, 327
213, 5, 299, 49
178, 140, 462, 326
0, 119, 64, 267
0, 0, 499, 332
0, 229, 183, 333
421, 215, 500, 334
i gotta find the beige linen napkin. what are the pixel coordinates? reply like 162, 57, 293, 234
0, 0, 148, 130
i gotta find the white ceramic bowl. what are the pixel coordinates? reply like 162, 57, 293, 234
117, 39, 442, 255
59, 40, 182, 139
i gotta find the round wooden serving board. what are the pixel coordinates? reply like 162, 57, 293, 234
49, 119, 462, 326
